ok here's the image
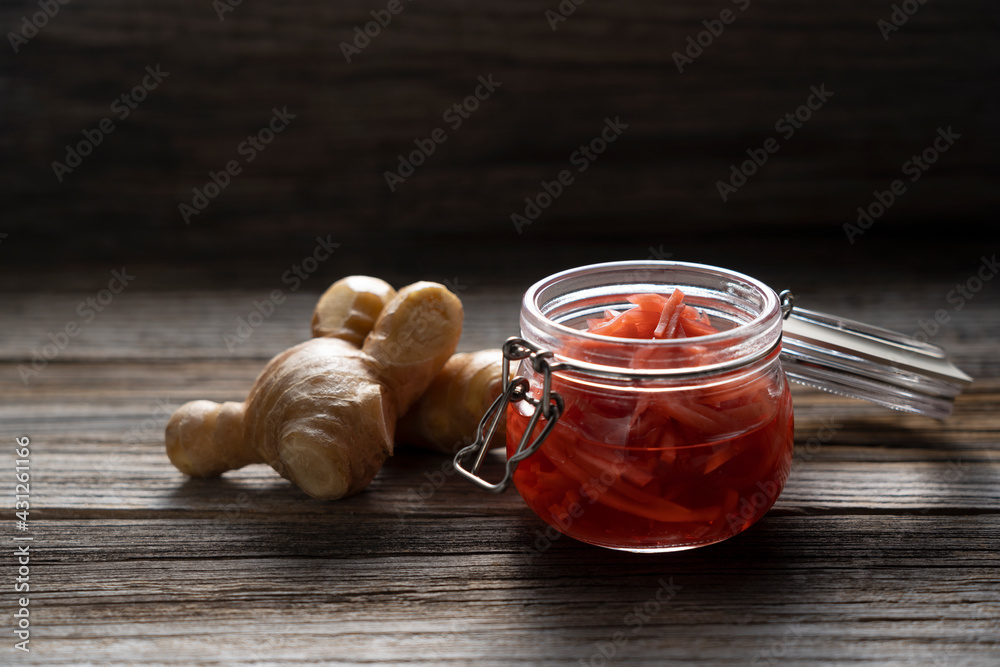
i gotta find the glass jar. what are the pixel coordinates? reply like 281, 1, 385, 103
455, 260, 971, 553
511, 260, 792, 552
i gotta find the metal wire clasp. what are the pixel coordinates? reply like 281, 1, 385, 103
453, 337, 564, 493
779, 289, 795, 319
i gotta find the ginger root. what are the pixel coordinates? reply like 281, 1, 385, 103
396, 349, 507, 454
166, 276, 463, 499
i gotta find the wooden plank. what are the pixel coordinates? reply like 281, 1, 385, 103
0, 289, 521, 362
3, 405, 997, 516
1, 268, 997, 664
8, 516, 999, 665
14, 449, 1000, 516
1, 0, 997, 261
0, 278, 995, 371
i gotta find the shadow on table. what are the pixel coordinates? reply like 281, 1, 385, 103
161, 456, 993, 666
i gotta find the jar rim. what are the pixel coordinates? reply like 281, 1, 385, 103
520, 260, 782, 376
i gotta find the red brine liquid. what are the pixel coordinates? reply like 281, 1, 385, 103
506, 289, 795, 551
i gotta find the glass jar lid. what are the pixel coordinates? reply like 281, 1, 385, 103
778, 291, 972, 419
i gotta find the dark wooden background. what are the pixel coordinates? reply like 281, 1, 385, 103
1, 0, 998, 271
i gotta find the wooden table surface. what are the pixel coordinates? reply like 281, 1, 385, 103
2, 259, 998, 666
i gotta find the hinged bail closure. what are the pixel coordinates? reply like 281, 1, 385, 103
453, 338, 564, 493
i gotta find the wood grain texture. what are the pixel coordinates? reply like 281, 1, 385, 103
0, 0, 997, 263
1, 270, 998, 665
